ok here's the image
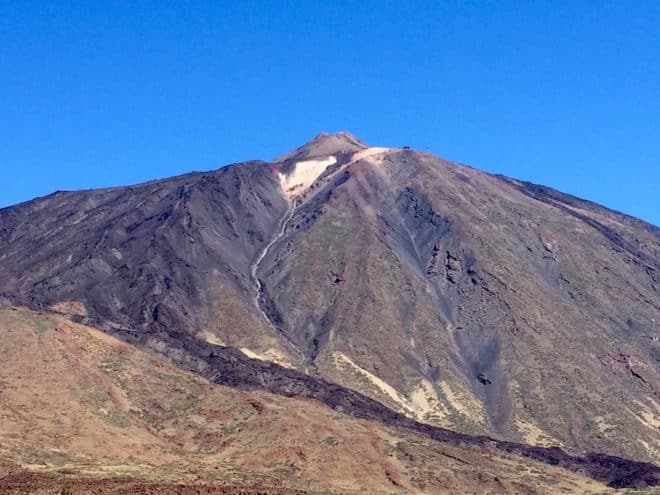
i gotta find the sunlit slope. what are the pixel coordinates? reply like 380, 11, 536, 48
0, 306, 623, 494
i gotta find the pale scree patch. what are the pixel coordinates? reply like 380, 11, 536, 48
278, 156, 337, 199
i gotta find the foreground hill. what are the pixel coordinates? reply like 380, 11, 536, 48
0, 132, 658, 476
0, 305, 626, 494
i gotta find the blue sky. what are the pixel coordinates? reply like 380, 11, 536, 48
1, 1, 658, 224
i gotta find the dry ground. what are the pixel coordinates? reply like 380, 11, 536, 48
0, 306, 636, 494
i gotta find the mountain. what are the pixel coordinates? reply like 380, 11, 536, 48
0, 132, 659, 491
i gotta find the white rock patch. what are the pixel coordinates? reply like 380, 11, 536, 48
515, 418, 561, 447
200, 330, 225, 346
240, 347, 294, 369
350, 147, 390, 163
629, 400, 660, 430
410, 379, 448, 420
333, 352, 447, 423
439, 380, 486, 424
278, 156, 337, 200
200, 330, 294, 369
333, 352, 416, 416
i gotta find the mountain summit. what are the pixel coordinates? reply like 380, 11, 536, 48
0, 134, 658, 478
275, 131, 368, 162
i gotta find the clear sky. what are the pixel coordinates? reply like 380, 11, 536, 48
1, 1, 658, 224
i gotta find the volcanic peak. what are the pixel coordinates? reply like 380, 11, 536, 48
275, 131, 368, 162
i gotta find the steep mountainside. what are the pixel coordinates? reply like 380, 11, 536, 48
0, 132, 658, 468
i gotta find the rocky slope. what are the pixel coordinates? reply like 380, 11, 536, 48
1, 305, 630, 494
0, 132, 658, 470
